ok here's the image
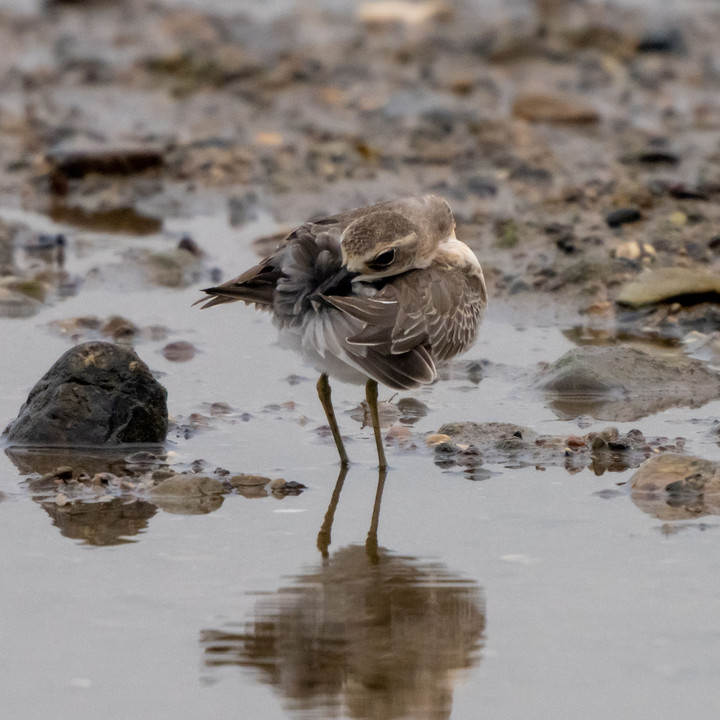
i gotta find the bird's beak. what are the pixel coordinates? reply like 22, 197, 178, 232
314, 265, 358, 296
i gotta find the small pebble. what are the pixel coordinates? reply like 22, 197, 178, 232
386, 425, 412, 443
162, 341, 197, 362
426, 433, 452, 446
125, 451, 164, 465
615, 240, 642, 261
229, 474, 271, 488
209, 402, 232, 415
606, 208, 642, 227
636, 28, 684, 53
566, 435, 586, 449
669, 210, 687, 228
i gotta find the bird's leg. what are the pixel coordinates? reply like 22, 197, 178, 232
365, 466, 387, 564
365, 378, 388, 471
316, 373, 350, 467
316, 464, 348, 559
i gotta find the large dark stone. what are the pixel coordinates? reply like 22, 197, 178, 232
3, 341, 168, 445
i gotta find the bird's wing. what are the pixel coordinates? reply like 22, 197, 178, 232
304, 304, 437, 390
388, 264, 487, 362
195, 220, 345, 311
323, 263, 486, 363
195, 258, 284, 309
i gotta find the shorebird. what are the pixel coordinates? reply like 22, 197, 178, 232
197, 195, 487, 469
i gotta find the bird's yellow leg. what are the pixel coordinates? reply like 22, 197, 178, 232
365, 466, 387, 563
316, 464, 348, 559
316, 373, 350, 467
365, 378, 388, 471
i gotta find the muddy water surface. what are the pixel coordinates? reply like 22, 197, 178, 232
1, 209, 720, 720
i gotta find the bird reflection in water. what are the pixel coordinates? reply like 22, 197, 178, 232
200, 468, 486, 719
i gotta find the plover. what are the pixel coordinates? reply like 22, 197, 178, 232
197, 195, 487, 469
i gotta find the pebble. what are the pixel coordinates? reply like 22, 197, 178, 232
151, 467, 176, 481
512, 92, 599, 124
614, 240, 640, 261
566, 435, 586, 449
102, 316, 137, 339
606, 208, 642, 227
386, 425, 413, 444
125, 451, 165, 466
636, 28, 685, 54
669, 210, 687, 228
149, 474, 225, 497
91, 472, 117, 485
209, 402, 232, 416
47, 143, 165, 179
229, 474, 271, 488
162, 341, 197, 362
357, 1, 451, 26
616, 266, 720, 308
426, 433, 452, 446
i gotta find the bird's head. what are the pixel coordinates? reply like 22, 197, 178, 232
340, 196, 454, 281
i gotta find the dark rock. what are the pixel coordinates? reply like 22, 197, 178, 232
47, 144, 164, 180
3, 341, 168, 445
23, 234, 66, 266
544, 223, 577, 253
508, 163, 553, 185
273, 480, 307, 496
636, 29, 685, 54
668, 183, 709, 201
177, 236, 203, 257
228, 191, 259, 226
633, 151, 679, 165
605, 208, 642, 227
466, 176, 497, 197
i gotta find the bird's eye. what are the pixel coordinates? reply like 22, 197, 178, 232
368, 248, 395, 269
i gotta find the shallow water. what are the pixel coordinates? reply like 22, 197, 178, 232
2, 205, 720, 720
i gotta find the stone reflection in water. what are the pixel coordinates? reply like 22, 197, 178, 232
6, 445, 160, 545
5, 445, 157, 478
41, 497, 157, 546
201, 468, 485, 719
